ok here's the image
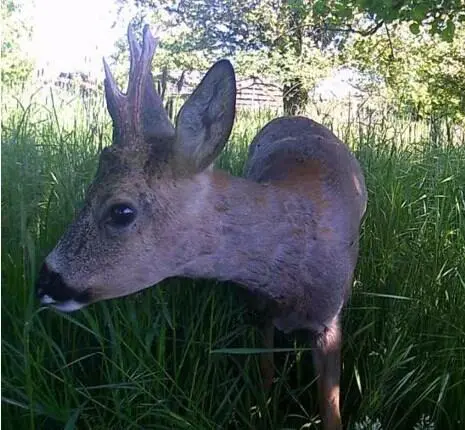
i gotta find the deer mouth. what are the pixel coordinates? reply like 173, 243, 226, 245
36, 263, 92, 312
40, 295, 87, 312
38, 289, 91, 312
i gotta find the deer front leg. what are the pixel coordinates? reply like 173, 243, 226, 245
259, 315, 275, 392
311, 318, 342, 430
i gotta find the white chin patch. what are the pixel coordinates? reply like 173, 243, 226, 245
41, 294, 57, 305
51, 299, 86, 312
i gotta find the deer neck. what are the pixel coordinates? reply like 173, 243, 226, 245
175, 169, 305, 294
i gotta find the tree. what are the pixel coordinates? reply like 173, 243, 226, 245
168, 0, 347, 114
114, 0, 465, 115
113, 0, 335, 113
320, 0, 465, 41
115, 0, 340, 114
1, 0, 34, 87
344, 21, 465, 123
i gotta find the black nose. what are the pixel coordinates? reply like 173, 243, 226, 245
36, 263, 76, 302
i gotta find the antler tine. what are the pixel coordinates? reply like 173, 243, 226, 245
103, 24, 175, 145
127, 25, 157, 102
126, 24, 174, 139
127, 25, 142, 85
103, 57, 124, 125
142, 24, 158, 62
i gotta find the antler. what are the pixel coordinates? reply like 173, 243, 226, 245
103, 25, 175, 146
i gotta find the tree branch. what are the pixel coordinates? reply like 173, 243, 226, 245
384, 23, 395, 61
324, 20, 384, 36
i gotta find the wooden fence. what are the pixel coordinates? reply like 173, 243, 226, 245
153, 71, 283, 110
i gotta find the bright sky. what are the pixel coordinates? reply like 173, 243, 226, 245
28, 0, 124, 77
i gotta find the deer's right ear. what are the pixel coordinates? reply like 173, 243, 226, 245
174, 60, 236, 172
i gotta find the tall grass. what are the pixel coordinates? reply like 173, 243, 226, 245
2, 88, 464, 429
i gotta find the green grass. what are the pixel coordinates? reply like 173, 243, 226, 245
2, 89, 465, 429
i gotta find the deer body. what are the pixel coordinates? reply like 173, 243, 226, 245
173, 116, 366, 337
36, 26, 366, 430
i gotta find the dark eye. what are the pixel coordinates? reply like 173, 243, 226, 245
108, 204, 136, 227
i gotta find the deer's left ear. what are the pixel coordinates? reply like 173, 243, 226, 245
174, 60, 236, 172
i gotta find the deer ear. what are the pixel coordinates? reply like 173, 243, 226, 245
174, 60, 236, 172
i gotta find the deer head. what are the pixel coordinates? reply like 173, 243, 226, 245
36, 25, 236, 311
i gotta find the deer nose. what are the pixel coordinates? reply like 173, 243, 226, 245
36, 263, 76, 303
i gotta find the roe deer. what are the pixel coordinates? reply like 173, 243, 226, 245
36, 25, 367, 430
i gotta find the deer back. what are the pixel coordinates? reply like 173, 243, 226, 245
242, 116, 367, 332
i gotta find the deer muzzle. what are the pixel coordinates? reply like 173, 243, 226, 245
36, 263, 90, 312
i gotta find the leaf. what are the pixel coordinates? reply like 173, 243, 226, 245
409, 22, 420, 35
334, 2, 353, 20
313, 0, 328, 16
64, 408, 81, 430
211, 347, 314, 355
411, 4, 429, 21
441, 20, 455, 42
358, 292, 414, 301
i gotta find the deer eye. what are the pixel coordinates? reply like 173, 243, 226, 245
107, 204, 136, 227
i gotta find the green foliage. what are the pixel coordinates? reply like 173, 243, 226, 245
112, 0, 464, 119
1, 0, 34, 87
114, 0, 338, 114
318, 0, 465, 40
344, 22, 465, 123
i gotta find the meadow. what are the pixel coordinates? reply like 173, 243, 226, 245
2, 86, 465, 430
